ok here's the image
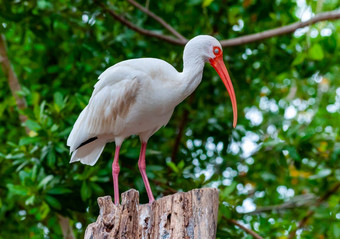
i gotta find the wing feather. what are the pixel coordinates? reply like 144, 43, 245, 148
67, 66, 141, 152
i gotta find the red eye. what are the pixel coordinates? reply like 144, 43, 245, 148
213, 46, 221, 55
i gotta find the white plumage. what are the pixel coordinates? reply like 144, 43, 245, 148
67, 35, 237, 204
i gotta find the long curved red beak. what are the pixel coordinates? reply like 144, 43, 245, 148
209, 55, 237, 128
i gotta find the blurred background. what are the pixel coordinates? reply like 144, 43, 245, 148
0, 0, 339, 238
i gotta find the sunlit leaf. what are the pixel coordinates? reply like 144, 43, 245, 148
308, 44, 324, 61
202, 0, 214, 7
38, 175, 54, 189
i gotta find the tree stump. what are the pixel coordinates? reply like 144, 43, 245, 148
85, 188, 219, 239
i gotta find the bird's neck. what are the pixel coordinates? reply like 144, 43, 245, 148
180, 54, 205, 99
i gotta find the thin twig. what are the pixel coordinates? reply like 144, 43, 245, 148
171, 93, 195, 162
220, 10, 340, 47
223, 216, 263, 239
288, 182, 340, 239
127, 0, 187, 42
171, 109, 189, 162
95, 0, 186, 45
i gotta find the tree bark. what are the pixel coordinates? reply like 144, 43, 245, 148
85, 188, 219, 239
57, 214, 76, 239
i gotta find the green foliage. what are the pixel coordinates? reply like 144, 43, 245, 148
1, 0, 340, 238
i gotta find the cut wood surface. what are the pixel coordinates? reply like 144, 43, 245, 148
85, 188, 219, 239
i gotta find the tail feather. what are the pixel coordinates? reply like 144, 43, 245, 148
70, 138, 106, 166
67, 106, 90, 152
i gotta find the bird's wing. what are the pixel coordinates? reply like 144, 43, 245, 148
92, 65, 122, 95
67, 66, 143, 152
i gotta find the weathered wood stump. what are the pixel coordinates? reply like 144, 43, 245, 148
85, 188, 219, 239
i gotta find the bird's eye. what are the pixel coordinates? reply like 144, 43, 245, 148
213, 46, 221, 55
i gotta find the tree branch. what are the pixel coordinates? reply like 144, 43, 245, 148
127, 0, 187, 42
220, 9, 340, 47
243, 194, 316, 215
223, 216, 263, 239
57, 215, 76, 239
288, 182, 340, 239
95, 0, 187, 45
0, 34, 28, 132
98, 0, 340, 48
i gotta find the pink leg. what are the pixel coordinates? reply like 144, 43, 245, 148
112, 145, 121, 205
138, 142, 155, 204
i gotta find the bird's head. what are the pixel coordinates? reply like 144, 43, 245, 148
185, 35, 238, 128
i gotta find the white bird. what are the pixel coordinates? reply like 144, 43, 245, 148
67, 35, 237, 205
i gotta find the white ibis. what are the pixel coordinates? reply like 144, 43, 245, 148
67, 35, 237, 204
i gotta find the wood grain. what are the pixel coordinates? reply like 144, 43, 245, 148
85, 188, 219, 239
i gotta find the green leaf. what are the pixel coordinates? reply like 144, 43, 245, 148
287, 146, 300, 161
16, 87, 30, 97
125, 148, 139, 158
308, 44, 324, 61
292, 53, 305, 66
47, 65, 60, 73
54, 92, 65, 111
24, 119, 41, 131
47, 150, 56, 168
187, 0, 202, 6
39, 202, 50, 220
222, 181, 237, 198
202, 0, 214, 7
51, 124, 59, 132
309, 168, 332, 179
7, 184, 29, 196
262, 172, 277, 181
31, 164, 38, 181
90, 182, 104, 195
332, 223, 340, 239
178, 160, 185, 170
45, 195, 61, 210
19, 170, 30, 183
81, 181, 91, 201
335, 169, 340, 181
38, 175, 54, 189
25, 195, 35, 205
47, 187, 72, 195
147, 165, 164, 171
37, 0, 53, 9
219, 203, 232, 218
167, 162, 179, 173
19, 136, 40, 146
